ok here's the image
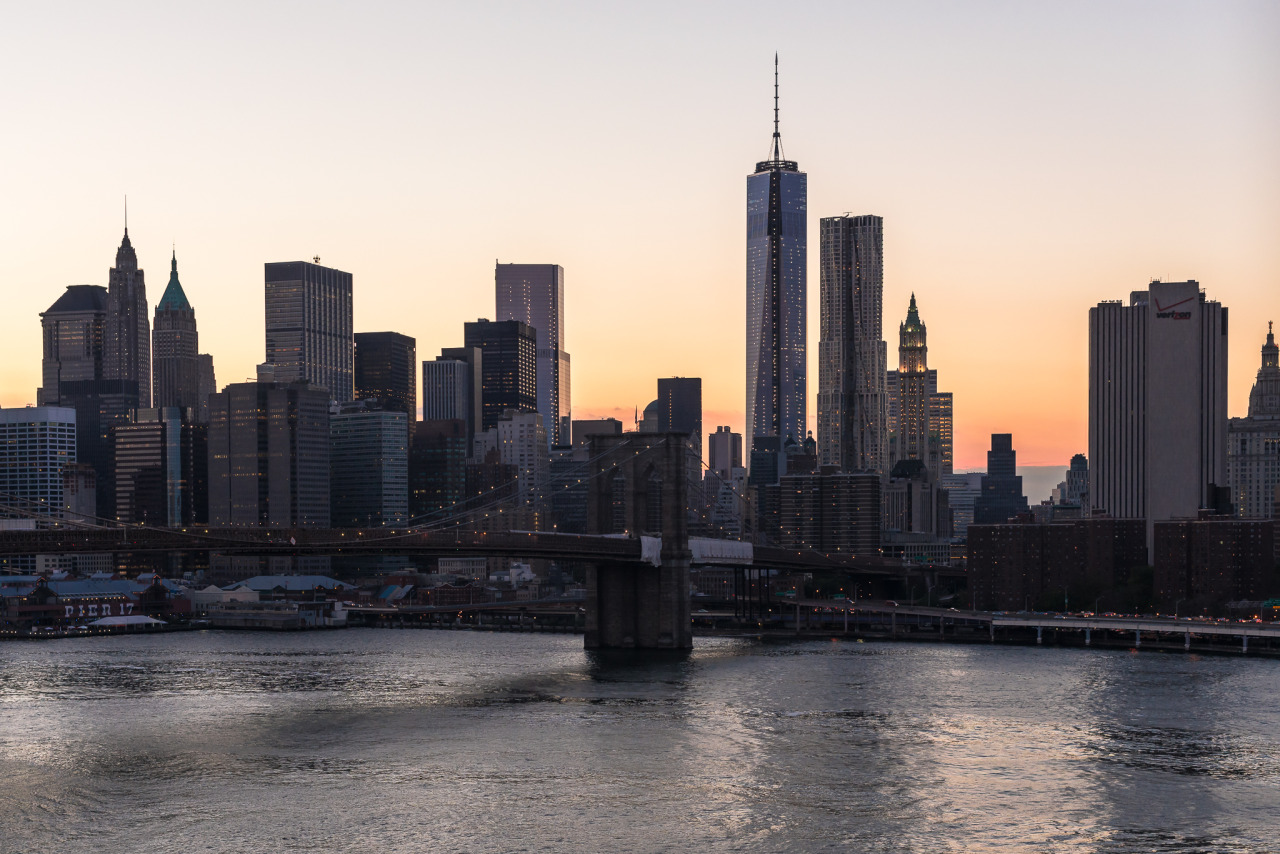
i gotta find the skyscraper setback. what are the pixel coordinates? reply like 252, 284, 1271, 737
746, 58, 807, 450
818, 214, 887, 473
264, 260, 354, 403
495, 263, 570, 447
106, 228, 151, 409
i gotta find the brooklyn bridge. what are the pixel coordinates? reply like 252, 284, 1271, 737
0, 434, 957, 650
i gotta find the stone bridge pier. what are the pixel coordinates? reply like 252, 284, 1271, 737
584, 433, 693, 650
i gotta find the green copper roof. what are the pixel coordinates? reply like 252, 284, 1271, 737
157, 251, 192, 312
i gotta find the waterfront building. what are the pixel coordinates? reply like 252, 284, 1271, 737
409, 419, 468, 523
264, 260, 354, 403
973, 434, 1029, 524
0, 407, 76, 520
112, 407, 207, 526
105, 228, 151, 409
463, 319, 537, 432
780, 469, 880, 556
1089, 281, 1228, 546
817, 214, 887, 474
330, 402, 408, 527
746, 58, 806, 452
354, 331, 417, 421
152, 252, 202, 416
967, 518, 1147, 611
708, 425, 743, 481
1228, 323, 1279, 519
1154, 517, 1277, 611
207, 381, 330, 527
495, 263, 570, 447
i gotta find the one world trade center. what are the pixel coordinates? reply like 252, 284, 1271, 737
746, 57, 807, 451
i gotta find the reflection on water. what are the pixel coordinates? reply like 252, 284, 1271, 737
0, 631, 1276, 853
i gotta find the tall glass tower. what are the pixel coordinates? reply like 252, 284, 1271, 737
746, 57, 807, 451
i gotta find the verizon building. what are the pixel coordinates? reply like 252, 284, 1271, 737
1089, 280, 1228, 552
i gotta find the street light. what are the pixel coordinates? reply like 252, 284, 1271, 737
1175, 598, 1185, 618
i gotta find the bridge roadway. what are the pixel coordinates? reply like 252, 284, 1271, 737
0, 527, 956, 576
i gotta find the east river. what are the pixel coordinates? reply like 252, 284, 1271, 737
1, 631, 1276, 853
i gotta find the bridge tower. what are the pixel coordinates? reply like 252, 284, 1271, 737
584, 433, 693, 650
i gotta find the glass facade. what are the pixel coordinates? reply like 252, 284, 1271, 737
264, 261, 354, 404
746, 164, 807, 447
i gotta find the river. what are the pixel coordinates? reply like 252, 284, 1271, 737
0, 630, 1275, 852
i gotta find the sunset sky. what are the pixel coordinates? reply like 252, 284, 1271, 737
2, 1, 1277, 473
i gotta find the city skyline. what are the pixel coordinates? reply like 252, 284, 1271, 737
2, 2, 1277, 470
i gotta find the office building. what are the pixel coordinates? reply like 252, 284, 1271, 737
38, 284, 134, 511
207, 381, 330, 527
196, 354, 217, 423
354, 332, 416, 421
496, 409, 548, 528
330, 402, 408, 527
817, 214, 887, 473
657, 378, 702, 439
940, 472, 983, 539
112, 407, 207, 526
424, 346, 483, 448
1063, 454, 1088, 507
105, 227, 151, 409
572, 418, 623, 448
463, 319, 537, 431
496, 263, 570, 447
973, 434, 1029, 524
152, 251, 203, 415
1228, 323, 1279, 519
409, 419, 469, 524
0, 407, 76, 519
746, 59, 807, 450
780, 469, 880, 556
893, 295, 931, 468
708, 426, 743, 481
882, 459, 949, 538
1089, 281, 1228, 547
264, 260, 354, 403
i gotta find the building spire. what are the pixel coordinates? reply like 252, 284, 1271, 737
124, 195, 128, 236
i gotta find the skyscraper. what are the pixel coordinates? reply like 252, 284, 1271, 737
973, 434, 1029, 524
105, 227, 151, 409
463, 319, 537, 431
152, 251, 202, 415
38, 284, 133, 512
818, 214, 887, 473
1227, 323, 1279, 519
354, 331, 417, 421
264, 260, 354, 403
1089, 281, 1228, 547
0, 407, 76, 520
708, 425, 743, 481
656, 377, 702, 439
746, 57, 807, 450
330, 403, 408, 527
112, 407, 207, 526
424, 347, 482, 448
894, 295, 930, 467
207, 381, 331, 527
496, 263, 570, 447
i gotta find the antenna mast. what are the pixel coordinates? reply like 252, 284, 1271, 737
772, 54, 782, 161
